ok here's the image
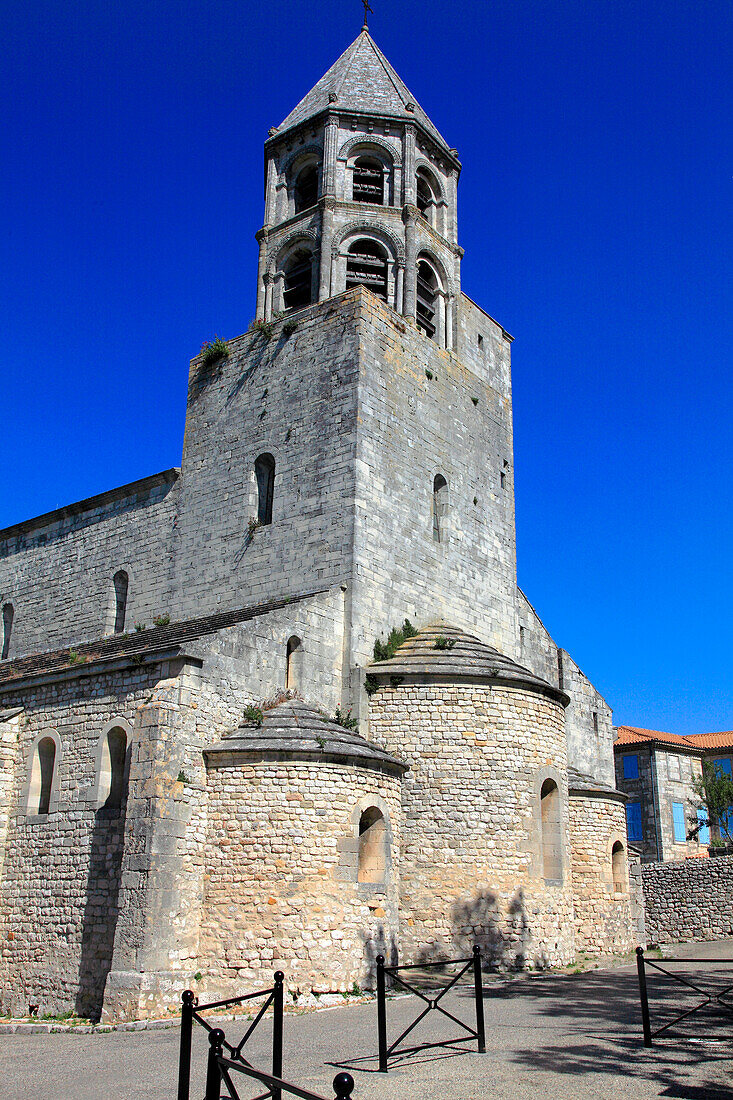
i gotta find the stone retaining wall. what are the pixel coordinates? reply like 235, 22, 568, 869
642, 854, 733, 944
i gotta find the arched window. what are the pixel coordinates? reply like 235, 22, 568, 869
611, 841, 626, 893
540, 778, 562, 882
28, 736, 57, 816
254, 453, 276, 525
352, 156, 384, 204
346, 239, 388, 302
283, 248, 314, 310
1, 603, 13, 660
416, 167, 440, 222
432, 474, 448, 543
98, 726, 128, 810
113, 571, 128, 634
358, 807, 387, 883
286, 635, 302, 690
294, 164, 318, 213
416, 259, 439, 340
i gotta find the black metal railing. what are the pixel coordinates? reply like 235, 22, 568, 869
636, 946, 733, 1046
205, 1028, 355, 1100
178, 972, 284, 1100
375, 945, 486, 1072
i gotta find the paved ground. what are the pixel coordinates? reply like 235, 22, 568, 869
1, 941, 732, 1100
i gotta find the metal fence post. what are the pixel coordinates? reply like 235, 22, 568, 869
333, 1072, 355, 1100
177, 989, 195, 1100
636, 946, 652, 1047
272, 970, 284, 1100
472, 945, 486, 1053
376, 954, 388, 1072
205, 1028, 225, 1100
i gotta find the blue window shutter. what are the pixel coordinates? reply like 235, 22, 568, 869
626, 802, 642, 842
672, 801, 687, 842
623, 754, 639, 779
697, 808, 710, 845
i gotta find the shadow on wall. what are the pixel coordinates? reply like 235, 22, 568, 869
74, 801, 127, 1020
412, 888, 538, 971
362, 924, 399, 989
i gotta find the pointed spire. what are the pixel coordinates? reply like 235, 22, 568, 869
273, 32, 451, 153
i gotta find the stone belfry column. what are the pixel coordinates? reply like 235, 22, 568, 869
403, 123, 416, 205
256, 154, 278, 319
319, 113, 339, 301
403, 207, 418, 320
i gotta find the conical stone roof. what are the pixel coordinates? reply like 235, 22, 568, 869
368, 624, 569, 706
275, 31, 453, 154
205, 699, 406, 775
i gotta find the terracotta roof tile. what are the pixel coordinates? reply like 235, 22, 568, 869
615, 726, 733, 753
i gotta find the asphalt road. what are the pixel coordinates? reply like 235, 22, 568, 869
1, 941, 731, 1100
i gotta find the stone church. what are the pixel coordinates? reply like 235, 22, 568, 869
0, 30, 633, 1022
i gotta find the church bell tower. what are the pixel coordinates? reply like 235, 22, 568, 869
256, 30, 463, 349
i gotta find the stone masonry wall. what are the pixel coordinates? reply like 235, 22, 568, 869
369, 681, 575, 967
641, 855, 733, 944
0, 472, 178, 660
568, 794, 634, 956
199, 759, 402, 995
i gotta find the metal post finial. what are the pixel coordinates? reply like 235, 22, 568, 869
362, 0, 373, 31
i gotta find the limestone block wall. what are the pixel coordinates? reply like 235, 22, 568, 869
568, 794, 634, 955
350, 290, 518, 665
198, 759, 402, 994
641, 855, 733, 943
0, 471, 178, 659
369, 681, 575, 967
0, 664, 165, 1019
653, 749, 705, 861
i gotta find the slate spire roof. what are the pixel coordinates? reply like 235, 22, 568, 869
275, 30, 452, 153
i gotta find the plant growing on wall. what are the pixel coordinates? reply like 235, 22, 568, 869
373, 618, 417, 662
433, 636, 455, 650
153, 614, 170, 627
200, 336, 230, 367
242, 705, 264, 727
688, 762, 733, 843
333, 706, 358, 731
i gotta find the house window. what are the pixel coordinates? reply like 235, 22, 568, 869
622, 754, 639, 780
432, 474, 448, 543
283, 249, 313, 310
345, 239, 388, 302
626, 800, 642, 843
672, 801, 687, 843
294, 165, 318, 213
29, 736, 57, 816
113, 571, 128, 634
254, 453, 275, 525
540, 778, 562, 882
697, 807, 710, 845
352, 156, 384, 204
611, 841, 626, 893
1, 603, 13, 660
286, 635, 302, 690
358, 807, 387, 883
97, 726, 128, 810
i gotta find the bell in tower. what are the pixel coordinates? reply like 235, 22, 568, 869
255, 30, 462, 349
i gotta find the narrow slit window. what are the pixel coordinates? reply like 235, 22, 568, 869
1, 603, 13, 660
113, 571, 128, 634
98, 727, 128, 810
540, 778, 562, 882
346, 239, 388, 301
254, 453, 276, 525
286, 635, 302, 690
611, 841, 626, 893
29, 736, 57, 816
432, 474, 448, 543
358, 807, 387, 883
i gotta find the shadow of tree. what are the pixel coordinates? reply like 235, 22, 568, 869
361, 923, 399, 991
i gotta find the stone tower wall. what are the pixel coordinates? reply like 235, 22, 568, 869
199, 758, 402, 995
368, 681, 575, 967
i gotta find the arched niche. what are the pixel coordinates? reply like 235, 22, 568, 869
25, 730, 62, 818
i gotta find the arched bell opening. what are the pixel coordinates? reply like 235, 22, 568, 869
416, 258, 439, 340
282, 248, 314, 311
352, 156, 386, 205
293, 164, 319, 214
346, 239, 389, 302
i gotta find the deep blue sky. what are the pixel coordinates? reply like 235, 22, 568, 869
2, 1, 731, 733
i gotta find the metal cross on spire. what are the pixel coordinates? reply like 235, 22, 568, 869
362, 0, 373, 31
